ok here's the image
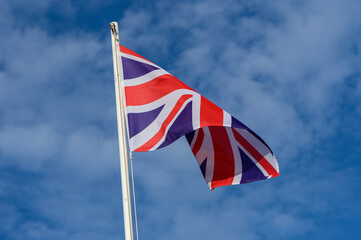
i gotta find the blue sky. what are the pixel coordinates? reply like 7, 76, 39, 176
0, 0, 360, 239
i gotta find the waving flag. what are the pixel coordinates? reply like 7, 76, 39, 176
118, 45, 279, 190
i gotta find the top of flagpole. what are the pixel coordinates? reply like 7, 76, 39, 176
110, 22, 119, 42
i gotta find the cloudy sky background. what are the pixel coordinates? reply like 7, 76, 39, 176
0, 0, 360, 239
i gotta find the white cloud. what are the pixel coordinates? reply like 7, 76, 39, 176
0, 0, 360, 239
271, 213, 313, 235
0, 124, 61, 170
62, 125, 118, 178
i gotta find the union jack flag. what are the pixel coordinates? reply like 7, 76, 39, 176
118, 45, 279, 190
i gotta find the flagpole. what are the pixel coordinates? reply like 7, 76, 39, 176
110, 21, 134, 240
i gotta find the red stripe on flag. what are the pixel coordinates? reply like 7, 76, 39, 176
200, 96, 224, 128
231, 128, 278, 176
135, 94, 193, 151
192, 128, 204, 156
119, 45, 149, 61
125, 75, 193, 106
209, 126, 235, 189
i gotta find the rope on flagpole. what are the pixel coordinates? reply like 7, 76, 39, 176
129, 151, 139, 240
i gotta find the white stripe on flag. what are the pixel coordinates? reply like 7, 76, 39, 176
236, 140, 269, 177
123, 69, 170, 86
235, 128, 279, 172
192, 94, 201, 129
200, 127, 215, 186
223, 111, 232, 127
225, 127, 243, 185
190, 129, 199, 149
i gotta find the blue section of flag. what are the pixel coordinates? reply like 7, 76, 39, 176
128, 105, 164, 138
200, 158, 207, 178
231, 116, 250, 130
238, 147, 266, 184
122, 56, 159, 79
185, 130, 195, 145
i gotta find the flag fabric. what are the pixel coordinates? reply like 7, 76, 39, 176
117, 45, 279, 190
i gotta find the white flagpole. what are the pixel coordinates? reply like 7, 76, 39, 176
110, 21, 134, 240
